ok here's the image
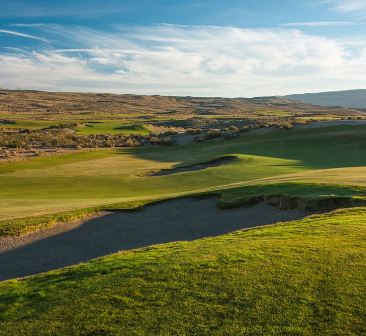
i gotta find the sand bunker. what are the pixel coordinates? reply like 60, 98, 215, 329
0, 197, 307, 281
152, 156, 238, 176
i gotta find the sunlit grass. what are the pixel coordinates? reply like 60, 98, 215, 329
75, 121, 151, 135
1, 207, 366, 335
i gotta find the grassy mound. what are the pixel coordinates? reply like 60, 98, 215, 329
1, 207, 366, 335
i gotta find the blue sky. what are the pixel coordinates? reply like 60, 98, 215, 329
0, 0, 366, 96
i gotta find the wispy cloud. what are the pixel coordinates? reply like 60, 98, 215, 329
0, 29, 48, 42
279, 21, 362, 27
0, 2, 128, 18
10, 23, 45, 27
0, 24, 366, 96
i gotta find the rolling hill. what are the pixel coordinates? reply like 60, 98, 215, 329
285, 89, 366, 109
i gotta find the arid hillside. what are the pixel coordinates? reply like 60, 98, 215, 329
1, 90, 365, 121
1, 89, 366, 161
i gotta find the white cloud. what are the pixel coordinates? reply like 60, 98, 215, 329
0, 25, 366, 96
333, 0, 366, 12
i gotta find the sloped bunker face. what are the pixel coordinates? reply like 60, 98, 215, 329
151, 156, 239, 176
0, 197, 307, 281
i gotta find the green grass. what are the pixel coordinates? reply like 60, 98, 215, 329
2, 182, 366, 237
1, 115, 366, 334
0, 120, 63, 130
255, 109, 293, 117
218, 182, 366, 208
1, 124, 366, 223
75, 121, 151, 135
0, 149, 113, 175
1, 207, 366, 335
0, 119, 151, 135
0, 199, 150, 236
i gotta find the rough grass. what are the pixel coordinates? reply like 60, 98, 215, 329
0, 199, 151, 236
75, 121, 151, 135
1, 207, 366, 335
217, 182, 366, 208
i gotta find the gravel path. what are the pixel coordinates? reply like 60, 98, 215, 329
0, 198, 307, 281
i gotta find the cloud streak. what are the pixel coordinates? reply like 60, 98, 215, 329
0, 29, 48, 42
279, 21, 363, 27
0, 24, 366, 96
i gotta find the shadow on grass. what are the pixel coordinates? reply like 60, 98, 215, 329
0, 197, 305, 281
124, 125, 366, 170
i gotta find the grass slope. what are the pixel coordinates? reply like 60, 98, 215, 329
1, 182, 366, 237
0, 119, 151, 135
0, 120, 61, 130
1, 125, 366, 223
1, 208, 366, 335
